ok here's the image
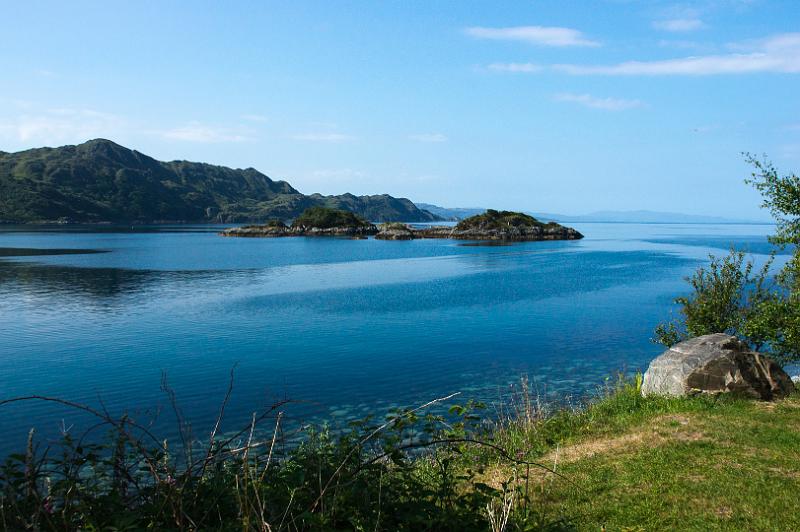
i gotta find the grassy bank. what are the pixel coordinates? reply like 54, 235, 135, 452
2, 378, 799, 530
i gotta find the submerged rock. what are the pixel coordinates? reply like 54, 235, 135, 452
641, 333, 795, 400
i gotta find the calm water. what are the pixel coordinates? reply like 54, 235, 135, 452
0, 223, 780, 455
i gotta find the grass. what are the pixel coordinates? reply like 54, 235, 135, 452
2, 376, 799, 530
480, 377, 800, 530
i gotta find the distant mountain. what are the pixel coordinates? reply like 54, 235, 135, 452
418, 203, 767, 224
414, 203, 485, 221
536, 210, 769, 224
0, 139, 440, 223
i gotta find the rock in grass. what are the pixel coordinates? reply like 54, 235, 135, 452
642, 333, 795, 400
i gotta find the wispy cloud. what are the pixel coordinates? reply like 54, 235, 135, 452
0, 107, 124, 144
291, 132, 355, 142
487, 62, 542, 73
653, 18, 705, 32
554, 93, 643, 111
464, 25, 600, 47
553, 33, 800, 75
160, 122, 253, 142
409, 133, 448, 143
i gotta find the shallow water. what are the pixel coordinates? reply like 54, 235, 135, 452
0, 222, 780, 454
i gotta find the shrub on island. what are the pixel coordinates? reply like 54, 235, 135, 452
291, 206, 371, 229
454, 209, 544, 231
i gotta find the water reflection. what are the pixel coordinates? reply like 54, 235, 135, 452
0, 260, 224, 302
0, 247, 108, 257
0, 223, 779, 458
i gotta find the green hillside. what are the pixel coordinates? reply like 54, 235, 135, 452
0, 139, 439, 223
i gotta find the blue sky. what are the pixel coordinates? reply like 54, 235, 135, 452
1, 1, 798, 218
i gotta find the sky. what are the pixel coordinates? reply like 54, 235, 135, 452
1, 0, 799, 219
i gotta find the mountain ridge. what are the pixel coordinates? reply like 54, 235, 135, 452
416, 203, 770, 225
0, 139, 440, 224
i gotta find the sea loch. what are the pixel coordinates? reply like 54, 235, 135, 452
0, 222, 780, 453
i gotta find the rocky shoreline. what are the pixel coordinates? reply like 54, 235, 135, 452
374, 223, 583, 241
220, 208, 583, 241
220, 224, 378, 238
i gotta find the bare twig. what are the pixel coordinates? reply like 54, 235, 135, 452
309, 392, 460, 513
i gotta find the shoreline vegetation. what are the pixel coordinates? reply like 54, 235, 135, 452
220, 208, 585, 241
2, 376, 799, 530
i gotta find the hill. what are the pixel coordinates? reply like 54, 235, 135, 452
414, 203, 486, 221
417, 203, 769, 224
0, 139, 440, 224
539, 209, 770, 224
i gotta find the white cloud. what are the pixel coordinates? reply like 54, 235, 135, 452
160, 122, 253, 142
487, 62, 542, 73
653, 18, 705, 32
554, 93, 643, 111
0, 107, 125, 144
409, 133, 448, 143
291, 132, 355, 142
553, 32, 800, 75
464, 25, 600, 47
0, 103, 258, 147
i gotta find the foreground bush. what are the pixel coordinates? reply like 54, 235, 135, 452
655, 155, 800, 364
4, 376, 799, 530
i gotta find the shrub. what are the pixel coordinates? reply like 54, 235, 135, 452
455, 210, 543, 231
654, 155, 800, 364
291, 206, 370, 229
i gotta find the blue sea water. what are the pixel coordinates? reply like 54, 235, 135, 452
0, 223, 782, 455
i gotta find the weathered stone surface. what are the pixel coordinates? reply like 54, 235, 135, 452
219, 225, 291, 237
641, 333, 795, 400
375, 224, 416, 240
219, 224, 378, 238
406, 224, 583, 241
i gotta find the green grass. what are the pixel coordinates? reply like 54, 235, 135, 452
2, 377, 799, 530
479, 379, 800, 530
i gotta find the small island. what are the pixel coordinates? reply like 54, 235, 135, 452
220, 206, 378, 238
222, 208, 583, 241
376, 210, 584, 241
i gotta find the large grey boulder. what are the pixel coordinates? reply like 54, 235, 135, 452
641, 333, 795, 400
